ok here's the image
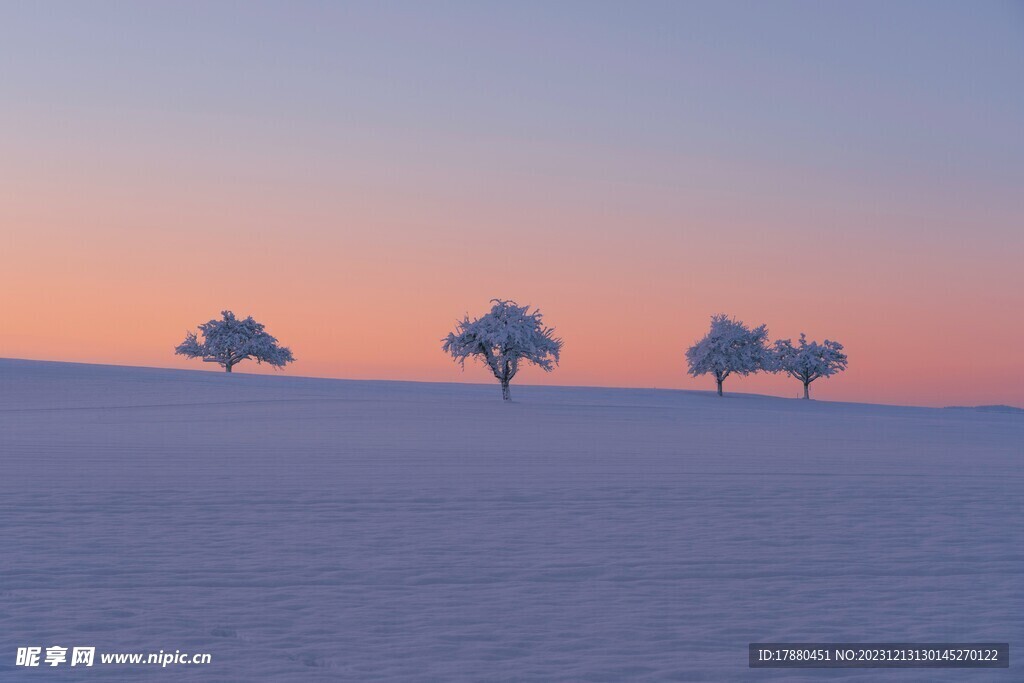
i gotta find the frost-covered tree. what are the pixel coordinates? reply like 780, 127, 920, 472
773, 333, 848, 399
442, 299, 562, 401
686, 314, 772, 396
175, 310, 295, 373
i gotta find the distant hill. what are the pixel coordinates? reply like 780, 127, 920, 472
945, 404, 1024, 414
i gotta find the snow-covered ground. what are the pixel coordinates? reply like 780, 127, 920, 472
1, 358, 1020, 680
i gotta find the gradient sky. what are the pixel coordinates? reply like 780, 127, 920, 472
2, 1, 1022, 407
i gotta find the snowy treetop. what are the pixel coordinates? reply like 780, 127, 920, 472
442, 299, 563, 383
175, 310, 295, 371
774, 333, 848, 384
685, 314, 772, 381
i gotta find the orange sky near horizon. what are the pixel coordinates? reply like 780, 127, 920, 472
2, 154, 1020, 408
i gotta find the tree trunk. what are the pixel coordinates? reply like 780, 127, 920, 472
716, 378, 723, 396
225, 363, 233, 373
501, 379, 511, 401
803, 381, 809, 399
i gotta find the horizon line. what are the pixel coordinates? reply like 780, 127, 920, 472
3, 356, 1020, 413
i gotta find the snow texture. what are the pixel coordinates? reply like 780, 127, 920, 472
0, 358, 1021, 681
